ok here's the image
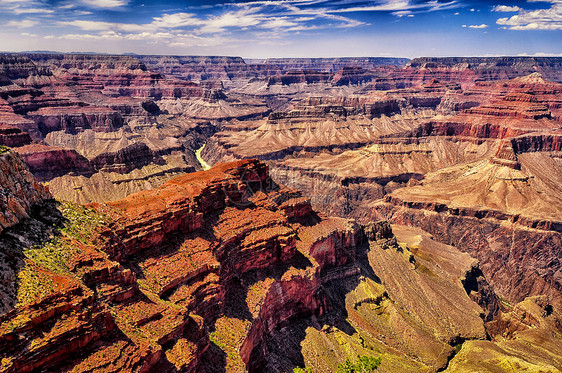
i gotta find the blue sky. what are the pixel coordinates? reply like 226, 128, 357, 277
0, 0, 561, 58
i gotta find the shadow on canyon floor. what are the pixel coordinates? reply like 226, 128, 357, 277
0, 200, 66, 316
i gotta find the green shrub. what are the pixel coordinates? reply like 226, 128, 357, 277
18, 202, 110, 306
293, 367, 313, 373
291, 355, 381, 373
337, 354, 381, 373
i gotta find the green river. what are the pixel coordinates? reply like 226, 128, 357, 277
195, 143, 211, 170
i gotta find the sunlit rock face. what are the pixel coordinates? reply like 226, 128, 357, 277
0, 149, 50, 235
6, 159, 555, 373
1, 54, 562, 372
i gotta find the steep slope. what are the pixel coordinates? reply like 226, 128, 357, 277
0, 148, 50, 235
406, 57, 562, 83
1, 155, 561, 372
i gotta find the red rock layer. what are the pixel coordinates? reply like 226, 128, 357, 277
0, 125, 32, 147
137, 56, 408, 84
14, 144, 92, 181
26, 54, 226, 101
267, 70, 333, 85
406, 57, 562, 83
27, 105, 124, 135
372, 195, 562, 306
0, 150, 50, 234
92, 159, 364, 370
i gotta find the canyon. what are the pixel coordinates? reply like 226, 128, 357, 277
0, 53, 561, 372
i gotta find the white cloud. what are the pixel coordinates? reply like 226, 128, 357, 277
468, 24, 488, 28
492, 5, 521, 12
329, 0, 460, 14
13, 7, 54, 14
18, 0, 470, 52
517, 51, 562, 56
60, 31, 124, 40
496, 3, 562, 30
125, 32, 173, 40
60, 18, 199, 32
80, 0, 128, 8
5, 19, 39, 28
0, 0, 55, 15
151, 13, 203, 28
393, 10, 413, 17
54, 29, 234, 49
199, 9, 263, 33
60, 20, 145, 31
258, 17, 298, 29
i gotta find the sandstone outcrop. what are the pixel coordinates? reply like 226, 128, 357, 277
27, 105, 124, 135
0, 148, 50, 235
260, 57, 410, 72
0, 54, 232, 196
202, 72, 562, 329
14, 144, 92, 181
2, 159, 537, 372
1, 54, 562, 372
446, 296, 562, 372
407, 56, 562, 83
0, 126, 31, 148
138, 56, 408, 88
370, 155, 562, 307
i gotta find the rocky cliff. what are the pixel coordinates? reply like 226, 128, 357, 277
1, 54, 562, 372
0, 126, 31, 148
138, 56, 409, 87
3, 159, 551, 372
0, 148, 50, 235
261, 57, 410, 71
203, 72, 562, 323
0, 54, 239, 198
408, 56, 562, 81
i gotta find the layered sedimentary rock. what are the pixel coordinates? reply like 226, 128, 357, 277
4, 160, 548, 372
446, 295, 562, 372
1, 54, 562, 372
0, 54, 53, 86
39, 117, 212, 202
26, 54, 221, 100
370, 154, 562, 306
138, 55, 261, 82
45, 154, 194, 204
14, 144, 92, 181
27, 105, 124, 135
0, 126, 31, 148
202, 78, 482, 217
138, 56, 409, 86
260, 57, 410, 71
0, 148, 50, 234
0, 54, 235, 197
407, 56, 562, 83
203, 73, 562, 316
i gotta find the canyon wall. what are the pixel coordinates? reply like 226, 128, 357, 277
0, 148, 50, 234
1, 54, 562, 371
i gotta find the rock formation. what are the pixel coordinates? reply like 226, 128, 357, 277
2, 158, 560, 372
0, 148, 50, 235
1, 54, 562, 372
203, 71, 562, 315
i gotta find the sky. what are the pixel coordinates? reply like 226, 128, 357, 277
0, 0, 561, 58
